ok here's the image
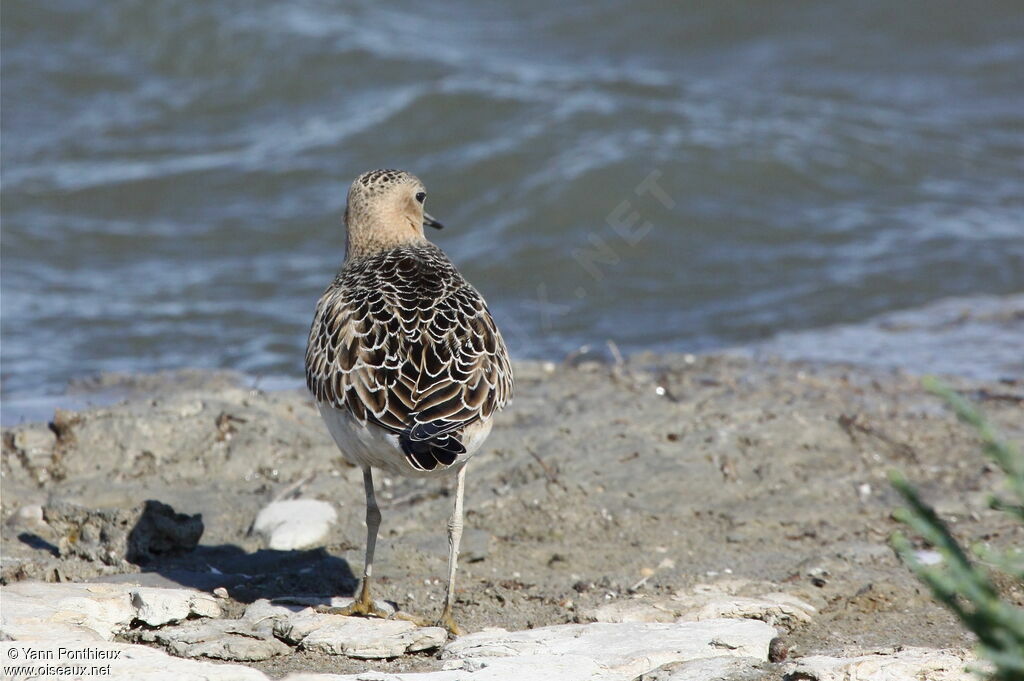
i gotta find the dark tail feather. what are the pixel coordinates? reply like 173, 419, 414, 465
399, 428, 465, 471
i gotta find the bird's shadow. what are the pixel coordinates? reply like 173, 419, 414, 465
124, 543, 359, 604
18, 499, 358, 605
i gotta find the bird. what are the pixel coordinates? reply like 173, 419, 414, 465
305, 169, 513, 635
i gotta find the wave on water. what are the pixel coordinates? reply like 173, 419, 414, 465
749, 293, 1024, 382
2, 0, 1023, 400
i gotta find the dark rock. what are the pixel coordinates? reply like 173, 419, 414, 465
128, 500, 204, 563
42, 500, 202, 566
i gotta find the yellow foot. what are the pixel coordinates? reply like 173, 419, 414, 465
316, 597, 391, 619
436, 610, 463, 637
393, 610, 432, 628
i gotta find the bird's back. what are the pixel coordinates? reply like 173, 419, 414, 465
306, 243, 513, 473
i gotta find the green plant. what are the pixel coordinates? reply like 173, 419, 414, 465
890, 377, 1024, 680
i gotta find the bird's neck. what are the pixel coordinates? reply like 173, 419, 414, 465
345, 226, 429, 261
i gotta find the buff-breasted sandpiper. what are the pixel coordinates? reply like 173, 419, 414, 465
305, 169, 513, 634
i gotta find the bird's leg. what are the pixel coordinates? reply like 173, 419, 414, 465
318, 467, 390, 619
438, 465, 467, 635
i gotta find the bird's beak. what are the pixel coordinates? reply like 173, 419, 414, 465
423, 212, 444, 230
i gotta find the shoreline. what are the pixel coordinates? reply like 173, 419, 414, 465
2, 353, 1021, 678
3, 291, 1022, 428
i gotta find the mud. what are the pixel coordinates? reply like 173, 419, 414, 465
2, 353, 1022, 676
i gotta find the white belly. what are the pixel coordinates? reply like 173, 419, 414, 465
317, 403, 492, 478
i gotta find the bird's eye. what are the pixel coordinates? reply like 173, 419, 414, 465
415, 192, 426, 204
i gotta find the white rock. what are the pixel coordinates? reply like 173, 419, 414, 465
1, 641, 268, 681
252, 499, 337, 550
914, 549, 944, 566
288, 624, 768, 680
131, 586, 222, 626
641, 655, 764, 680
246, 595, 398, 638
2, 581, 784, 681
273, 608, 328, 644
302, 619, 446, 659
5, 504, 46, 529
1, 582, 222, 642
143, 619, 292, 662
673, 592, 815, 627
445, 653, 605, 680
280, 654, 603, 681
444, 619, 776, 679
179, 588, 222, 618
242, 598, 308, 621
785, 647, 975, 681
587, 585, 815, 630
274, 610, 445, 658
585, 598, 677, 623
1, 582, 135, 641
671, 582, 816, 628
283, 673, 467, 681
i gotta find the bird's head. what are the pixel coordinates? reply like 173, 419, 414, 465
344, 169, 443, 257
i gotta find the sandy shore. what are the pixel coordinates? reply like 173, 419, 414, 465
2, 353, 1022, 677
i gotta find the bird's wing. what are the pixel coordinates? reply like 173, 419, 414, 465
305, 247, 513, 470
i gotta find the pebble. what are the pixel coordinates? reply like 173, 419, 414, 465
242, 599, 310, 637
5, 504, 46, 529
768, 636, 788, 662
251, 499, 337, 550
914, 549, 944, 566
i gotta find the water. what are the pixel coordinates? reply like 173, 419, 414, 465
3, 1, 1024, 410
747, 292, 1024, 380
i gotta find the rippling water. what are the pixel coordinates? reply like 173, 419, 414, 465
3, 1, 1023, 404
